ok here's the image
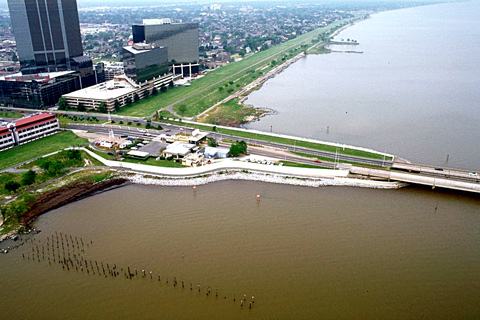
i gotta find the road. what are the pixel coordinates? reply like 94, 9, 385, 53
3, 107, 480, 190
66, 122, 390, 167
66, 123, 480, 187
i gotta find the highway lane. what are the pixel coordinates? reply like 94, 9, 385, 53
66, 123, 480, 184
1, 107, 392, 166
66, 122, 389, 167
67, 124, 335, 169
4, 107, 478, 184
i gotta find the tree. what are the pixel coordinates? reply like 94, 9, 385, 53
58, 97, 68, 110
4, 180, 21, 193
77, 103, 86, 112
160, 86, 167, 93
38, 160, 66, 177
207, 137, 218, 147
66, 149, 82, 161
228, 141, 247, 157
178, 105, 187, 115
98, 102, 107, 113
212, 126, 217, 132
125, 96, 132, 105
169, 81, 174, 88
133, 93, 139, 102
152, 87, 158, 95
21, 170, 36, 186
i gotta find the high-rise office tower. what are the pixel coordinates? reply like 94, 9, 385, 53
7, 0, 84, 74
132, 19, 199, 64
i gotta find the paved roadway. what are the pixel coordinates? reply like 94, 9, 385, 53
67, 123, 336, 170
66, 122, 384, 167
1, 107, 392, 166
3, 107, 480, 191
67, 123, 480, 188
69, 122, 480, 186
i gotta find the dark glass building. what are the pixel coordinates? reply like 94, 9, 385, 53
0, 71, 82, 108
123, 43, 169, 83
132, 20, 199, 64
7, 0, 84, 74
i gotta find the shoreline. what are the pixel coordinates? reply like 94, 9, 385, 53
122, 170, 405, 189
1, 166, 405, 243
198, 16, 369, 126
237, 15, 368, 125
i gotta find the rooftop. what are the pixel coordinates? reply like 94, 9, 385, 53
63, 75, 138, 100
142, 18, 172, 25
164, 141, 196, 156
15, 113, 56, 127
123, 44, 165, 55
0, 71, 76, 82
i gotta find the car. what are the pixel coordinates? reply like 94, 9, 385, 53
468, 172, 478, 177
434, 168, 444, 171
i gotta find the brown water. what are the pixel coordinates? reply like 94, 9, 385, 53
1, 182, 479, 319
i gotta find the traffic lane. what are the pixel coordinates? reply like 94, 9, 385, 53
67, 123, 390, 167
67, 124, 480, 182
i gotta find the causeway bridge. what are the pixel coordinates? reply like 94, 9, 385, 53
349, 162, 480, 194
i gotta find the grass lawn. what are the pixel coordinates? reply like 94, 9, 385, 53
89, 147, 184, 168
117, 19, 350, 118
0, 111, 24, 119
161, 119, 391, 160
197, 99, 264, 126
58, 114, 102, 127
280, 161, 324, 169
0, 131, 88, 170
124, 157, 185, 168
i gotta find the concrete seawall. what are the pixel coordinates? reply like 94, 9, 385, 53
77, 147, 404, 189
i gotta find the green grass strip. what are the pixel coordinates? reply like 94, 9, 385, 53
0, 131, 88, 170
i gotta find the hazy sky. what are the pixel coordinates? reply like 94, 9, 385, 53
0, 0, 450, 9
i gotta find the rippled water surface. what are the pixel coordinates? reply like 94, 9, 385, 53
1, 182, 479, 319
246, 1, 480, 169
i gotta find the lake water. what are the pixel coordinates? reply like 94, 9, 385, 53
245, 1, 480, 169
1, 182, 479, 319
1, 3, 480, 319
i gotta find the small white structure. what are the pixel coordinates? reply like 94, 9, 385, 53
127, 150, 150, 159
98, 141, 113, 149
182, 153, 204, 167
164, 141, 196, 159
204, 146, 229, 159
119, 140, 133, 149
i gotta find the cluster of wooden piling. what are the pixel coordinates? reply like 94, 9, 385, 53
20, 231, 256, 310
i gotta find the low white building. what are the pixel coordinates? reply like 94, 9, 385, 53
163, 141, 196, 159
204, 146, 229, 159
63, 73, 175, 112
